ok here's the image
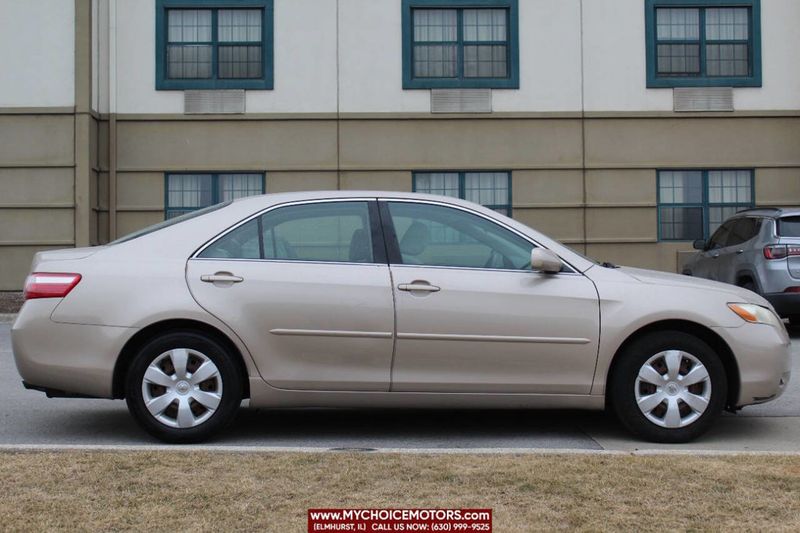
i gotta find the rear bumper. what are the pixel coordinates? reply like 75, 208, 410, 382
713, 322, 792, 407
11, 299, 136, 399
763, 292, 800, 318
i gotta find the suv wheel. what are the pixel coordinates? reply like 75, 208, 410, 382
125, 331, 243, 443
609, 331, 727, 443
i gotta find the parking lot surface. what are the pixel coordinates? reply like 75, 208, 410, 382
2, 320, 798, 452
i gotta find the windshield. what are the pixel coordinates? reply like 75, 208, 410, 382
110, 202, 232, 244
777, 216, 800, 237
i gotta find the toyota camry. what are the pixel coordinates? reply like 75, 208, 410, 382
12, 191, 791, 443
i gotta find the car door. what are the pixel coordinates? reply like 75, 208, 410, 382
187, 200, 395, 391
694, 221, 734, 280
719, 217, 762, 285
380, 200, 600, 394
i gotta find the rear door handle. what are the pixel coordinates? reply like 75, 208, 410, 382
398, 283, 440, 293
201, 273, 244, 283
736, 250, 744, 254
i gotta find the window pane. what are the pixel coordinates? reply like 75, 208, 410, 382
463, 9, 507, 42
415, 173, 460, 198
198, 219, 261, 259
705, 7, 749, 41
387, 202, 532, 270
659, 171, 703, 204
413, 44, 457, 78
167, 45, 212, 79
708, 206, 744, 236
260, 202, 373, 263
706, 43, 749, 77
168, 9, 212, 42
464, 44, 507, 78
413, 9, 457, 42
218, 174, 263, 201
218, 9, 262, 42
656, 8, 699, 40
219, 45, 262, 79
708, 170, 751, 204
167, 174, 213, 219
660, 207, 703, 240
464, 172, 509, 209
657, 44, 700, 75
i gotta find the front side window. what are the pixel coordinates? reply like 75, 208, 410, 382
200, 201, 381, 264
658, 169, 754, 241
385, 201, 532, 270
156, 0, 274, 90
645, 0, 761, 87
413, 171, 512, 217
402, 0, 519, 89
165, 173, 264, 219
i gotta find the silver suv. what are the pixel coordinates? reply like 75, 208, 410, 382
684, 208, 800, 325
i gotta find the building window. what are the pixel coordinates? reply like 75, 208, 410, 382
402, 0, 519, 89
645, 0, 761, 88
413, 171, 512, 216
165, 173, 265, 219
156, 0, 273, 90
658, 169, 754, 241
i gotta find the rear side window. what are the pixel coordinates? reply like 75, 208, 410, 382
726, 218, 761, 247
198, 201, 379, 263
777, 217, 800, 237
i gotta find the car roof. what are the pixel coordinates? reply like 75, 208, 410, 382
729, 207, 800, 219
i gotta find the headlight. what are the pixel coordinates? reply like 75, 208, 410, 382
728, 303, 783, 328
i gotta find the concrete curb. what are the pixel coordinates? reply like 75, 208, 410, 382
2, 443, 800, 456
0, 314, 16, 324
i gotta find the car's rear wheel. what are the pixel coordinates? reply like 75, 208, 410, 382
125, 331, 243, 443
609, 331, 727, 443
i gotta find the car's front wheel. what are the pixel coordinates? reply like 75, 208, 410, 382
125, 331, 243, 443
609, 331, 727, 443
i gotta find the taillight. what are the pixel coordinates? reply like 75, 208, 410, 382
23, 273, 82, 300
784, 287, 800, 293
764, 245, 800, 260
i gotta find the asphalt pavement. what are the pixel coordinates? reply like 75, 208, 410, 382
2, 319, 799, 453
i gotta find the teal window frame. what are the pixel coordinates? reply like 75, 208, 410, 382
645, 0, 761, 88
156, 0, 274, 90
164, 172, 265, 219
657, 169, 755, 241
402, 0, 520, 90
412, 171, 512, 216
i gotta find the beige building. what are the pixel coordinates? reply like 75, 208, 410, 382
1, 0, 799, 290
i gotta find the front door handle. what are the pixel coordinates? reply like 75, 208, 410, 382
398, 282, 440, 293
736, 249, 744, 255
711, 253, 720, 259
201, 273, 244, 283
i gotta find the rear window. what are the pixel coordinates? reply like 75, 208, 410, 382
110, 202, 232, 244
777, 217, 800, 237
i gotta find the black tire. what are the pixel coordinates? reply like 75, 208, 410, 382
739, 280, 757, 293
125, 331, 243, 443
609, 331, 727, 443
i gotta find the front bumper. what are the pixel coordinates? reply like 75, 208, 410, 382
713, 321, 792, 407
11, 299, 136, 399
763, 292, 800, 318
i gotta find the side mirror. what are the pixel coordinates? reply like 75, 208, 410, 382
692, 239, 706, 251
531, 248, 562, 274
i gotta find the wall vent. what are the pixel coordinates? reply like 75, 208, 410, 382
184, 90, 246, 114
431, 89, 492, 113
673, 87, 734, 112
